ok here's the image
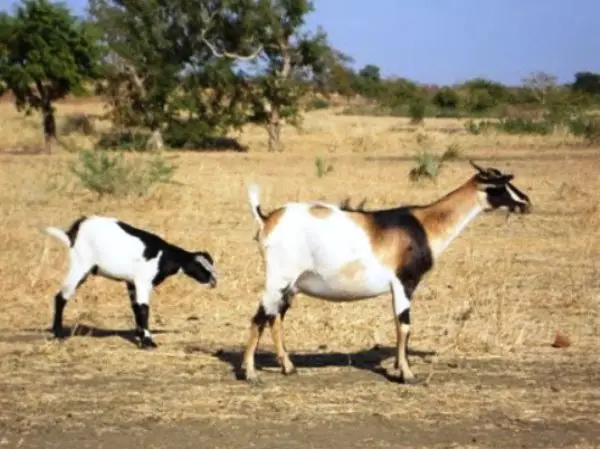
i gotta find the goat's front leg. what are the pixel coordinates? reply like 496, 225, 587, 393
391, 278, 417, 384
132, 280, 157, 349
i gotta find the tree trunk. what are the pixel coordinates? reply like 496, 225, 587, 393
42, 103, 56, 153
266, 48, 291, 153
146, 128, 164, 151
267, 107, 282, 152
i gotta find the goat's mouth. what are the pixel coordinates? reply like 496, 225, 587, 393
209, 277, 217, 288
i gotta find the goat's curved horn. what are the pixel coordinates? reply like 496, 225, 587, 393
469, 159, 486, 173
195, 255, 217, 277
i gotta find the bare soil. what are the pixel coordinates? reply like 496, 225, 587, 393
1, 104, 599, 448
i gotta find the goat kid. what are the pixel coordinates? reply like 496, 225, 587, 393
242, 161, 532, 384
44, 215, 217, 349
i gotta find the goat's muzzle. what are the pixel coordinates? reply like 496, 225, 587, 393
209, 277, 217, 288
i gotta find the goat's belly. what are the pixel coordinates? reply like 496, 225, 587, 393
295, 271, 391, 301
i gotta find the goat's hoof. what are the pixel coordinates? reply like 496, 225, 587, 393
139, 338, 158, 349
245, 373, 263, 387
51, 328, 67, 340
283, 366, 298, 376
402, 376, 421, 386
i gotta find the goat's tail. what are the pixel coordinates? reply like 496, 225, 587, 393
247, 183, 267, 229
44, 226, 71, 247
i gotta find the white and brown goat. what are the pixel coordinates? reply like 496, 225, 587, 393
241, 161, 532, 384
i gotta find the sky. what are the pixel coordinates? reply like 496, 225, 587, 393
1, 0, 598, 85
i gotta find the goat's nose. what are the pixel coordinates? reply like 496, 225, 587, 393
210, 277, 217, 288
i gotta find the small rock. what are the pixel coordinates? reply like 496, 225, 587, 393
552, 330, 571, 348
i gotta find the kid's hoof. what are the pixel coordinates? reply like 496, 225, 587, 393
139, 337, 158, 349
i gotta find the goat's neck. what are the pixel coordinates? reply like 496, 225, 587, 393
412, 178, 483, 260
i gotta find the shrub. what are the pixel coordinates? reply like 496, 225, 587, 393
96, 129, 151, 151
432, 87, 460, 109
162, 119, 210, 149
308, 98, 329, 110
568, 115, 600, 144
70, 149, 178, 198
497, 117, 554, 135
314, 155, 334, 178
62, 114, 95, 136
408, 99, 426, 125
409, 145, 460, 182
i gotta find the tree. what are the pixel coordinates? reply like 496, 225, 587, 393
353, 64, 383, 99
248, 0, 333, 152
432, 86, 460, 110
89, 0, 263, 149
521, 71, 558, 106
0, 12, 12, 97
0, 0, 100, 152
572, 71, 600, 98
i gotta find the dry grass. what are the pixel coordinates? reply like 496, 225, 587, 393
0, 97, 599, 448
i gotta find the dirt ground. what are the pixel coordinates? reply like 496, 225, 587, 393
0, 101, 599, 448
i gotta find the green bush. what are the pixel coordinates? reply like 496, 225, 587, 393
409, 145, 460, 182
308, 98, 330, 110
62, 114, 95, 136
408, 99, 426, 125
568, 115, 600, 144
163, 119, 210, 149
464, 117, 554, 135
497, 117, 554, 135
70, 149, 178, 198
96, 129, 151, 151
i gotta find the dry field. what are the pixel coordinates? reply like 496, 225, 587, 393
0, 98, 599, 448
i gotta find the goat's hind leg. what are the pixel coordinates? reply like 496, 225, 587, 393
391, 278, 418, 384
242, 282, 296, 384
272, 285, 296, 376
51, 259, 93, 339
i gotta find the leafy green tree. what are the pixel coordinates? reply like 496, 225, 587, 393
432, 86, 460, 110
248, 0, 333, 152
572, 71, 600, 98
0, 0, 100, 152
353, 64, 383, 99
89, 0, 262, 149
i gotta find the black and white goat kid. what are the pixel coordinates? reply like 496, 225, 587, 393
44, 215, 217, 349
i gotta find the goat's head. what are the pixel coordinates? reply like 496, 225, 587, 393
186, 251, 218, 288
470, 160, 532, 214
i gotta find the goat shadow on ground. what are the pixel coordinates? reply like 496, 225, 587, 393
192, 343, 437, 384
16, 325, 177, 347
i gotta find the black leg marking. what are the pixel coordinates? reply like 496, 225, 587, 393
52, 293, 67, 339
137, 304, 157, 349
398, 308, 411, 325
126, 282, 144, 332
252, 304, 275, 329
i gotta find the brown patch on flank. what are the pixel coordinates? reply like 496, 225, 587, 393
261, 207, 286, 239
345, 212, 413, 272
339, 260, 365, 282
309, 205, 333, 218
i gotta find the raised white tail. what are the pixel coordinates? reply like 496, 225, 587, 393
44, 226, 71, 247
247, 183, 265, 227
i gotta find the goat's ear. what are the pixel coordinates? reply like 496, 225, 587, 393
195, 254, 217, 277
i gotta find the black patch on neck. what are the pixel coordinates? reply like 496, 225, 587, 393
116, 221, 193, 286
117, 221, 176, 260
371, 207, 434, 298
65, 216, 87, 247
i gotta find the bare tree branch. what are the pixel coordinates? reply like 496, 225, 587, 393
198, 8, 263, 61
201, 37, 263, 61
